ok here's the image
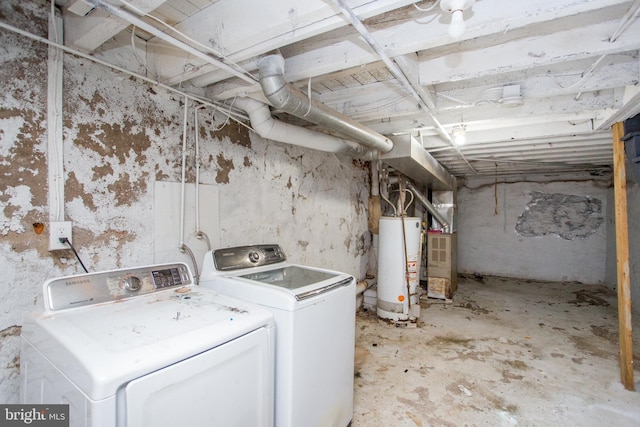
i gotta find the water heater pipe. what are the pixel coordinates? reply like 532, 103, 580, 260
406, 182, 450, 231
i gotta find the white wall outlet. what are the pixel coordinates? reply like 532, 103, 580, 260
49, 221, 73, 251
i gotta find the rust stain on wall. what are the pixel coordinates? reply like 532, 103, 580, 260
82, 229, 137, 267
155, 165, 170, 181
78, 90, 107, 116
215, 153, 234, 184
0, 325, 22, 371
0, 109, 47, 200
1, 2, 47, 36
92, 163, 114, 180
107, 172, 150, 207
209, 121, 251, 148
0, 108, 49, 255
66, 119, 156, 207
65, 172, 96, 210
73, 120, 151, 165
0, 325, 22, 339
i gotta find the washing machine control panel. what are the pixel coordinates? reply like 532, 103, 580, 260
213, 244, 286, 271
43, 263, 193, 311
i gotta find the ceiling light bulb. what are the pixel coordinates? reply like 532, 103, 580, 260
452, 125, 466, 145
448, 9, 466, 39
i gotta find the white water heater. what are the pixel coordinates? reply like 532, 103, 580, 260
377, 216, 422, 323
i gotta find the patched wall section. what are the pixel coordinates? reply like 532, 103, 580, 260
516, 192, 603, 240
0, 0, 371, 402
457, 178, 610, 284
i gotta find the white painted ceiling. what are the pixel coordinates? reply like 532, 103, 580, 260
59, 0, 640, 179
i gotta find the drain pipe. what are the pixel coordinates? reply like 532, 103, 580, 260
355, 276, 377, 310
258, 54, 393, 154
406, 182, 450, 231
234, 97, 376, 159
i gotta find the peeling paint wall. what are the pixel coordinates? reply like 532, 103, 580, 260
457, 178, 610, 284
0, 0, 371, 402
515, 192, 603, 240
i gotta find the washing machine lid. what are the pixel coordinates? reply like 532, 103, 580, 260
201, 264, 354, 310
22, 282, 273, 401
200, 245, 355, 307
238, 265, 352, 299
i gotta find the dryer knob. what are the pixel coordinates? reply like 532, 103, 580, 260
248, 251, 260, 263
122, 275, 142, 292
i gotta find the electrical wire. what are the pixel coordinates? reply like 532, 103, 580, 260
609, 0, 640, 42
117, 0, 258, 82
0, 21, 250, 130
211, 96, 237, 131
130, 25, 147, 69
60, 238, 89, 273
413, 0, 440, 12
546, 55, 607, 91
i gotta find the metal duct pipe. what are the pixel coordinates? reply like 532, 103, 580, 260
406, 182, 450, 231
234, 97, 375, 159
258, 54, 393, 154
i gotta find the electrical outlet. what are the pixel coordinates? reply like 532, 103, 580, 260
49, 221, 73, 251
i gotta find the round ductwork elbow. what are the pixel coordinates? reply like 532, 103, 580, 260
258, 54, 393, 154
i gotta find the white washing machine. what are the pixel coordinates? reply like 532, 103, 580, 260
20, 262, 275, 427
199, 244, 356, 427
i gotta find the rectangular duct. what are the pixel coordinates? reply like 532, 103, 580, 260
380, 135, 456, 191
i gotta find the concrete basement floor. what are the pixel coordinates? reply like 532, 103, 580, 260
352, 275, 640, 427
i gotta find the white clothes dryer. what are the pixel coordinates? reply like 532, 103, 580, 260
20, 262, 275, 427
200, 245, 356, 427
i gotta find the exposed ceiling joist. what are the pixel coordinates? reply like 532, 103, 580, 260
55, 0, 640, 179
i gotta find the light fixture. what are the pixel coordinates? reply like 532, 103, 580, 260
440, 0, 475, 39
499, 84, 524, 108
451, 125, 466, 145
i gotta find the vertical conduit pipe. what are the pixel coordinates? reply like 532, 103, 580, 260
179, 97, 189, 250
194, 104, 211, 250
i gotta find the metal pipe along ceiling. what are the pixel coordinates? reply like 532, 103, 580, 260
257, 54, 394, 154
234, 97, 375, 159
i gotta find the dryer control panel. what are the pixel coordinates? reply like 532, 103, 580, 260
43, 263, 193, 311
212, 244, 286, 271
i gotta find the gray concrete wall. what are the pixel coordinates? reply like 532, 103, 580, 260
457, 177, 610, 284
0, 0, 371, 402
